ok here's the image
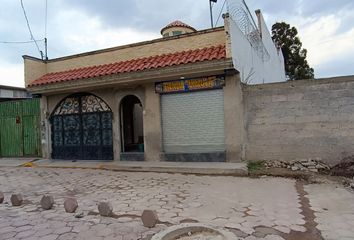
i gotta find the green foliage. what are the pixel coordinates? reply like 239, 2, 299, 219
271, 22, 314, 80
247, 161, 264, 172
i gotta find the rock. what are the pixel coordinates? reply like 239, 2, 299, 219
291, 166, 299, 171
141, 210, 158, 228
75, 212, 84, 218
0, 192, 4, 204
40, 195, 54, 210
315, 164, 324, 169
351, 183, 354, 190
64, 198, 78, 213
302, 162, 314, 167
98, 202, 113, 217
11, 194, 23, 206
342, 179, 351, 187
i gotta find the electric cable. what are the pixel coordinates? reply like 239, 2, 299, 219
20, 0, 42, 57
0, 39, 44, 44
44, 0, 47, 38
215, 0, 227, 26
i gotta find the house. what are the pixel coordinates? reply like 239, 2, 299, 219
24, 11, 285, 162
0, 85, 31, 102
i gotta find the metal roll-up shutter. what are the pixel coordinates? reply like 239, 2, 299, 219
161, 89, 225, 153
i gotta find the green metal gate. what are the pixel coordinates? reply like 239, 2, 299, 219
0, 99, 41, 157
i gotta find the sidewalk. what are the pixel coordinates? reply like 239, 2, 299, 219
0, 158, 39, 167
0, 158, 248, 176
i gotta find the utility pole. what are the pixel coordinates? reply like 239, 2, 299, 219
209, 0, 217, 28
44, 38, 48, 61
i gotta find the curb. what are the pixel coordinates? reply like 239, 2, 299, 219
16, 163, 249, 177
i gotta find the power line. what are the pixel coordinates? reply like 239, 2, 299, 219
44, 0, 48, 60
0, 39, 44, 44
215, 0, 227, 26
44, 0, 47, 38
20, 0, 43, 58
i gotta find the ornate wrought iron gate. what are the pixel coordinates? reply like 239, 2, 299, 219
51, 93, 113, 160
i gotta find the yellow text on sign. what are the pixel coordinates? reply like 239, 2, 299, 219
163, 81, 184, 92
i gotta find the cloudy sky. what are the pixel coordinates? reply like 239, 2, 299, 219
0, 0, 353, 87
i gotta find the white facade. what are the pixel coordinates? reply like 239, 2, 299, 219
227, 0, 285, 84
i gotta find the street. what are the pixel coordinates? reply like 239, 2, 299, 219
0, 167, 353, 240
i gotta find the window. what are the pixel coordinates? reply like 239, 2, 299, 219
172, 31, 182, 36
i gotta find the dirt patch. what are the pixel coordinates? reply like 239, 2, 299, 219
330, 156, 354, 178
249, 167, 312, 181
281, 181, 324, 240
249, 167, 349, 186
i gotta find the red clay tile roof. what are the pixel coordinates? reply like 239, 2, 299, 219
29, 45, 226, 87
160, 20, 197, 34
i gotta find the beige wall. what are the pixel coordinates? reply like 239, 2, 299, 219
25, 28, 226, 87
224, 74, 244, 162
40, 73, 354, 165
143, 83, 163, 161
45, 29, 225, 74
244, 76, 354, 165
24, 57, 46, 87
41, 84, 163, 161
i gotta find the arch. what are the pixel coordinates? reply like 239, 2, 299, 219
50, 93, 113, 160
119, 95, 144, 154
52, 92, 112, 116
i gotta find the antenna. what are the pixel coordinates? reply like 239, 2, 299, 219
44, 0, 48, 61
44, 38, 48, 61
209, 0, 217, 28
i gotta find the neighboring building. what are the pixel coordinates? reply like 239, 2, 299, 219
0, 85, 31, 102
23, 9, 285, 163
0, 85, 40, 158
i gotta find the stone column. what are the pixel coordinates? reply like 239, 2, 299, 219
143, 83, 163, 162
111, 92, 121, 161
224, 74, 245, 162
40, 95, 51, 159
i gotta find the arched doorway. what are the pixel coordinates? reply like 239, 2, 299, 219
51, 93, 113, 160
120, 95, 144, 156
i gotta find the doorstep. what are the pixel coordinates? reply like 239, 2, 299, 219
14, 159, 248, 176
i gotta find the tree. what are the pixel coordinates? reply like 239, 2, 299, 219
271, 22, 314, 80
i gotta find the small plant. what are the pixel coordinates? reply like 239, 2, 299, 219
247, 161, 264, 172
22, 162, 34, 167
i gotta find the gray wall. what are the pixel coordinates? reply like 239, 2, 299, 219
244, 76, 354, 165
0, 88, 30, 99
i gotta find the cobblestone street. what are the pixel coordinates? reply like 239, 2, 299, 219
0, 167, 353, 240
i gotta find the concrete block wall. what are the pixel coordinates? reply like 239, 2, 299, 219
243, 76, 354, 165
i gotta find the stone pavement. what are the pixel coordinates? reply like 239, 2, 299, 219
0, 167, 352, 240
305, 184, 354, 240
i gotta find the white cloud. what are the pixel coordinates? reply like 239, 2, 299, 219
50, 9, 160, 56
0, 9, 161, 87
0, 60, 24, 87
300, 15, 350, 64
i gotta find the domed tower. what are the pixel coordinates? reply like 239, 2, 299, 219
161, 20, 197, 38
